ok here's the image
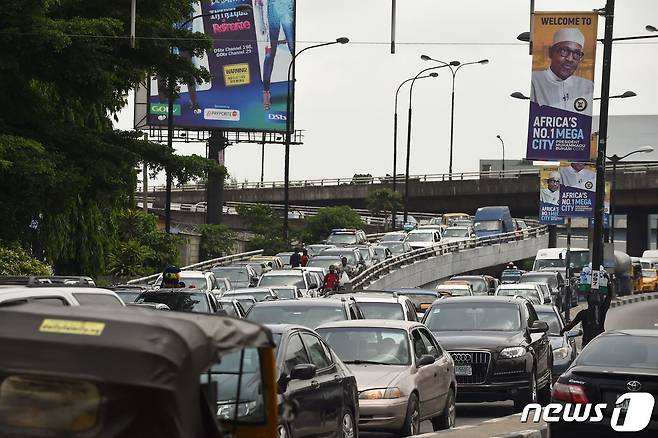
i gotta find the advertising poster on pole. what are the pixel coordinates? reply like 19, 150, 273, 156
539, 166, 565, 225
147, 0, 295, 132
525, 12, 598, 161
559, 162, 596, 217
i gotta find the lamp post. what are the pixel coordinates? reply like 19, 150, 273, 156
402, 62, 458, 224
606, 145, 654, 243
283, 37, 349, 242
421, 55, 489, 178
392, 72, 438, 230
496, 135, 505, 173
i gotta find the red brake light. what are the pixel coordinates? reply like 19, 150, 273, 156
552, 382, 589, 404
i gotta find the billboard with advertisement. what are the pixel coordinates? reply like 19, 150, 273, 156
526, 12, 598, 161
559, 162, 596, 217
539, 166, 565, 225
147, 0, 295, 132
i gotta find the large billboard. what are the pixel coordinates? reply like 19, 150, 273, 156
147, 0, 295, 132
526, 12, 598, 161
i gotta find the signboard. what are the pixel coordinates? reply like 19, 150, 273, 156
539, 166, 565, 225
147, 0, 295, 132
526, 12, 598, 161
559, 162, 596, 217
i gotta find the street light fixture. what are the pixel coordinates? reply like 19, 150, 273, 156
392, 72, 438, 230
421, 55, 489, 178
282, 37, 349, 242
646, 24, 657, 32
606, 145, 654, 243
402, 62, 458, 224
510, 91, 637, 101
496, 135, 505, 173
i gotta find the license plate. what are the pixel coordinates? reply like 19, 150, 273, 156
455, 365, 472, 376
616, 394, 630, 412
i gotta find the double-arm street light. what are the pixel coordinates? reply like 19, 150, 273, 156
510, 90, 637, 101
421, 55, 489, 179
606, 145, 654, 243
402, 62, 459, 224
283, 37, 349, 242
392, 72, 438, 230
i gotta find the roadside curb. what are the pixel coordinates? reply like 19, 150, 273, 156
491, 426, 548, 438
610, 291, 658, 308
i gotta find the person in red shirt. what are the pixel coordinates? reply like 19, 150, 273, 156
322, 265, 340, 295
300, 249, 309, 267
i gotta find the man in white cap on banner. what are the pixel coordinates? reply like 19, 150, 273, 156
531, 28, 594, 115
540, 171, 561, 205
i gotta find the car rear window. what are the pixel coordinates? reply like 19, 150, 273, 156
135, 292, 209, 313
73, 293, 123, 307
247, 304, 346, 329
359, 302, 405, 320
577, 336, 658, 369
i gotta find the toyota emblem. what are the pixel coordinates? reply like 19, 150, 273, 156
627, 381, 642, 392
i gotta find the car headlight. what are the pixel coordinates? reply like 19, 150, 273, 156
216, 401, 258, 419
359, 387, 402, 400
553, 346, 569, 360
499, 346, 526, 359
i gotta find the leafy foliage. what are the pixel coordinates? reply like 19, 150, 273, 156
199, 224, 235, 259
304, 206, 364, 243
0, 245, 51, 276
107, 240, 153, 278
366, 188, 402, 217
236, 204, 288, 255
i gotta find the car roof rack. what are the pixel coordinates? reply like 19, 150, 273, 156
0, 276, 96, 287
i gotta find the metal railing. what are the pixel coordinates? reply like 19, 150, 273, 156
349, 222, 548, 290
127, 249, 264, 285
147, 162, 658, 193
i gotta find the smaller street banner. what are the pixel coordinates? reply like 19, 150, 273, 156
526, 12, 598, 161
559, 162, 596, 218
539, 166, 565, 225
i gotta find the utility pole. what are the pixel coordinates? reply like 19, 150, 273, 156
207, 130, 226, 225
142, 162, 148, 213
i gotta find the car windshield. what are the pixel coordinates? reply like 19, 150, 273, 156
576, 336, 658, 370
259, 275, 305, 289
211, 267, 248, 283
307, 257, 342, 269
537, 311, 562, 336
497, 288, 539, 303
381, 242, 406, 253
114, 291, 141, 303
180, 276, 208, 290
247, 304, 346, 329
520, 274, 557, 289
443, 228, 469, 237
321, 251, 356, 264
306, 246, 329, 256
436, 287, 470, 296
271, 288, 296, 299
406, 232, 433, 242
73, 293, 124, 306
534, 259, 566, 269
359, 302, 405, 320
473, 220, 500, 232
451, 278, 488, 293
381, 233, 405, 242
358, 249, 371, 261
317, 327, 410, 365
136, 292, 209, 313
501, 270, 522, 282
642, 269, 657, 278
327, 234, 357, 245
227, 291, 272, 302
425, 303, 521, 331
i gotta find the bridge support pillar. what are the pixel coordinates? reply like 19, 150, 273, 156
548, 225, 557, 248
627, 210, 649, 257
207, 131, 227, 225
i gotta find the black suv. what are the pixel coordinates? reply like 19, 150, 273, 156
423, 296, 552, 410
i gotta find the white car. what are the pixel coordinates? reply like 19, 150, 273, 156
0, 287, 125, 307
257, 269, 320, 297
495, 283, 545, 305
441, 226, 476, 247
405, 229, 441, 249
435, 284, 474, 297
153, 270, 223, 294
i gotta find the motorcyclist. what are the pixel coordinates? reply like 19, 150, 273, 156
161, 265, 186, 288
322, 265, 340, 295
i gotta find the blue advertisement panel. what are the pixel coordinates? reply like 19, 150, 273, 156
558, 162, 596, 218
148, 0, 295, 132
526, 12, 598, 161
539, 166, 565, 225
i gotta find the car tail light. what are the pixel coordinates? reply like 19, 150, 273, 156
552, 382, 589, 404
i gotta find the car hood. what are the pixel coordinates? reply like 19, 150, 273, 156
346, 364, 408, 391
431, 331, 525, 351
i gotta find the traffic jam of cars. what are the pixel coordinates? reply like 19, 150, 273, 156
1, 210, 656, 437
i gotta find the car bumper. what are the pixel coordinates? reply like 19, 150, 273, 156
357, 397, 408, 431
456, 378, 532, 403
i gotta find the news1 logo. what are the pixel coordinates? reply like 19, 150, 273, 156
267, 112, 287, 123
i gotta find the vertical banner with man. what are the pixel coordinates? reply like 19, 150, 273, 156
559, 162, 596, 217
539, 167, 565, 224
526, 12, 598, 161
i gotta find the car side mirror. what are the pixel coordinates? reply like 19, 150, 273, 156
417, 354, 435, 367
290, 363, 317, 380
529, 320, 549, 334
567, 329, 583, 338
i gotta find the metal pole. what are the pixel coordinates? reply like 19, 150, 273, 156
448, 75, 456, 179
392, 110, 398, 230
130, 0, 137, 48
261, 135, 265, 184
610, 159, 617, 243
390, 0, 396, 54
165, 76, 174, 234
591, 0, 615, 329
565, 218, 572, 322
283, 58, 294, 243
403, 80, 414, 224
142, 162, 148, 213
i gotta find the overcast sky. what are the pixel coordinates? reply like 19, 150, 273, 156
116, 0, 658, 186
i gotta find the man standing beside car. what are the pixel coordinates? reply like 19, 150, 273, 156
289, 248, 301, 268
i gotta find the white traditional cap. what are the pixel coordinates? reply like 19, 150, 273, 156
553, 28, 585, 47
548, 171, 561, 181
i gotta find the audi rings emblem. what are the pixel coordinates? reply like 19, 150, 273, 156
627, 381, 642, 392
451, 353, 472, 363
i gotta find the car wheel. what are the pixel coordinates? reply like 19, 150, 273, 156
396, 393, 420, 437
538, 367, 553, 405
431, 388, 456, 431
337, 407, 356, 438
277, 422, 291, 438
514, 369, 538, 411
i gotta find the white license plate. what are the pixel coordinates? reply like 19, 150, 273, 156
455, 365, 472, 376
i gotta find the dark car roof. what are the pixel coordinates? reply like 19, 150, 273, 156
265, 323, 314, 335
599, 329, 658, 338
251, 298, 344, 308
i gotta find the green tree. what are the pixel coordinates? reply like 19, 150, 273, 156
199, 224, 235, 259
107, 240, 153, 279
0, 245, 51, 276
305, 206, 364, 243
236, 204, 289, 254
366, 188, 402, 216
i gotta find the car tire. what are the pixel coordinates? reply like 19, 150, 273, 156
514, 369, 538, 411
337, 407, 356, 438
431, 388, 456, 431
538, 367, 553, 405
277, 421, 292, 438
396, 393, 420, 437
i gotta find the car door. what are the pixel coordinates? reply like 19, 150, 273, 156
282, 332, 324, 437
418, 328, 450, 416
410, 328, 441, 418
524, 303, 551, 381
300, 332, 341, 436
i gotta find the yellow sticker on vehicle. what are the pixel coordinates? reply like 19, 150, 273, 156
223, 63, 250, 86
39, 319, 105, 336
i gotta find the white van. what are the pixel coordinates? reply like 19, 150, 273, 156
533, 247, 590, 272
